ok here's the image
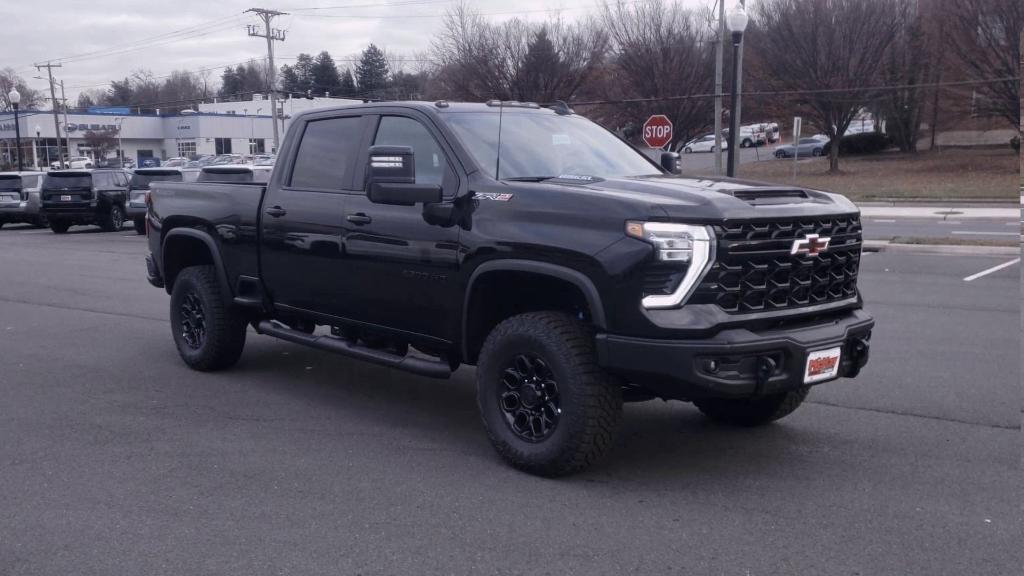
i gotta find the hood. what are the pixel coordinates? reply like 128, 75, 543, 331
539, 174, 859, 222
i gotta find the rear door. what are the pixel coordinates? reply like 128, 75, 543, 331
340, 112, 462, 342
260, 113, 370, 318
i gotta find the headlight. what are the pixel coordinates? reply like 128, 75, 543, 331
626, 221, 715, 309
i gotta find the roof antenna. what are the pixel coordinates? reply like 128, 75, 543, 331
495, 99, 504, 180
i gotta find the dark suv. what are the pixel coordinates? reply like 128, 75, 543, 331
126, 168, 186, 235
41, 169, 130, 234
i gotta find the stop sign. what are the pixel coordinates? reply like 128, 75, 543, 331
642, 115, 673, 148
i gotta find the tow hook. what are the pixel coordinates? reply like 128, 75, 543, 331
755, 356, 777, 393
846, 337, 871, 378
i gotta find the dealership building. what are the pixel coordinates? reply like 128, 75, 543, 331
0, 95, 360, 169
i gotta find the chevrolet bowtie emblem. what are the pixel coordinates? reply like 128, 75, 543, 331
791, 234, 831, 256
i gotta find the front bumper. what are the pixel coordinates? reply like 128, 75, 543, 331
596, 309, 873, 400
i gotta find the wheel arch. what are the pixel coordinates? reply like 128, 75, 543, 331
161, 228, 233, 304
461, 260, 607, 365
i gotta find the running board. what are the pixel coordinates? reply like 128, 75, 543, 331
255, 320, 452, 379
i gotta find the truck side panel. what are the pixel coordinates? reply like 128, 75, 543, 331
148, 181, 265, 295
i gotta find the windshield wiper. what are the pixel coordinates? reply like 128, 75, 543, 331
502, 176, 558, 182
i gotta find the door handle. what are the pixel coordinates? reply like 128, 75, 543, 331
346, 213, 372, 225
265, 206, 287, 218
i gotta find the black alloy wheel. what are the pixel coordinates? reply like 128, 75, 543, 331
498, 353, 561, 442
179, 291, 207, 350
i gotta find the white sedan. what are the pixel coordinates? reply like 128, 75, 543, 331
679, 135, 727, 153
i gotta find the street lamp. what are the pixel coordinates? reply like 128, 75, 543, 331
8, 88, 22, 171
725, 3, 749, 177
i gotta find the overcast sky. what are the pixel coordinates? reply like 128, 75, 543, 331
0, 0, 716, 102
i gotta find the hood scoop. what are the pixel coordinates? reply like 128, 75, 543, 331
727, 188, 810, 206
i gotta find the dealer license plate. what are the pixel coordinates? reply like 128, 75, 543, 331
804, 347, 842, 384
60, 195, 72, 201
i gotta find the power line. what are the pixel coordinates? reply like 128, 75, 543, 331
570, 76, 1022, 107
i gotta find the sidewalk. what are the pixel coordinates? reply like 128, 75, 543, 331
858, 205, 1019, 220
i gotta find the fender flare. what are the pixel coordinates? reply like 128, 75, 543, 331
161, 227, 233, 304
461, 259, 607, 361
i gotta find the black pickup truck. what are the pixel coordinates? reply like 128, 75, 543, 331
146, 101, 873, 476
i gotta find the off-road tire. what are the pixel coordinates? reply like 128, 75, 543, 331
49, 221, 71, 234
100, 204, 124, 232
170, 265, 247, 371
476, 311, 623, 477
694, 386, 810, 427
133, 217, 146, 235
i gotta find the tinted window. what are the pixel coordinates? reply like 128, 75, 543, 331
290, 116, 363, 190
93, 173, 111, 188
21, 175, 41, 189
373, 116, 447, 185
198, 169, 253, 183
0, 176, 21, 191
44, 175, 92, 189
799, 139, 818, 144
129, 172, 183, 188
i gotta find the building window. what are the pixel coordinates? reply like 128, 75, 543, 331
248, 139, 266, 154
177, 140, 197, 158
215, 138, 232, 155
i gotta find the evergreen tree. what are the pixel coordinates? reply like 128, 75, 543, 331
279, 64, 300, 96
294, 53, 315, 96
339, 68, 356, 97
311, 51, 343, 96
219, 66, 242, 99
356, 43, 390, 97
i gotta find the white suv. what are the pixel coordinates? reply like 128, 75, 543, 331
51, 156, 94, 170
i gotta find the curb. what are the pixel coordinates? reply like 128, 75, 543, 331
863, 240, 1019, 256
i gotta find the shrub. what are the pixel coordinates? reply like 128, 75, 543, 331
822, 132, 892, 156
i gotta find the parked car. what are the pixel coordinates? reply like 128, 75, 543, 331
126, 168, 186, 235
723, 125, 766, 148
51, 156, 94, 170
163, 157, 189, 168
0, 171, 47, 228
774, 138, 826, 159
679, 134, 727, 153
197, 164, 273, 184
145, 100, 873, 476
40, 169, 130, 233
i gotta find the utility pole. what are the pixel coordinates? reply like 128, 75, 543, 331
246, 8, 287, 154
58, 80, 71, 162
733, 0, 747, 171
712, 0, 725, 175
35, 62, 63, 166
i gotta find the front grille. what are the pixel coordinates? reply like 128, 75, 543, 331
691, 216, 862, 313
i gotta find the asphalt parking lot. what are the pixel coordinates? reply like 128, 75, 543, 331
0, 225, 1019, 575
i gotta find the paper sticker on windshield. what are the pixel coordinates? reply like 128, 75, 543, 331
476, 192, 514, 202
552, 134, 571, 146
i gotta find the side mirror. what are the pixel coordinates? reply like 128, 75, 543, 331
366, 145, 442, 206
660, 151, 681, 174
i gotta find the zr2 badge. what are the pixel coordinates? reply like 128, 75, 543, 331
475, 192, 514, 202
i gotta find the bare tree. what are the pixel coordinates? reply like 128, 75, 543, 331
431, 4, 608, 102
946, 0, 1020, 128
749, 0, 907, 172
592, 0, 715, 149
0, 68, 43, 111
881, 9, 934, 152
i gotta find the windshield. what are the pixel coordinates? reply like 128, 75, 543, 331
445, 112, 660, 180
129, 172, 182, 189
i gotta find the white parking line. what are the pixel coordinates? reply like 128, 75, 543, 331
937, 221, 962, 225
951, 231, 1020, 236
871, 219, 896, 223
963, 258, 1020, 282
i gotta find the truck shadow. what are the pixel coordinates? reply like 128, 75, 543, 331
233, 336, 825, 484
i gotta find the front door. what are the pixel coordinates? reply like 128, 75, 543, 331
340, 114, 462, 342
260, 114, 369, 319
